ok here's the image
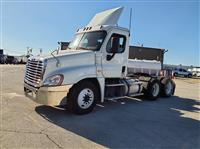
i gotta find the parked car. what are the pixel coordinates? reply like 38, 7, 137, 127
173, 68, 192, 78
5, 56, 15, 64
192, 71, 200, 77
0, 55, 6, 64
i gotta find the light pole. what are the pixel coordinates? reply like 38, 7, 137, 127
40, 48, 42, 55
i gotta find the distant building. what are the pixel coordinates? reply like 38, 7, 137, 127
163, 64, 200, 72
0, 49, 28, 64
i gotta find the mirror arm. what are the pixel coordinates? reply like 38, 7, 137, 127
106, 53, 116, 61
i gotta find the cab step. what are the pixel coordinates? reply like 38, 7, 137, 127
105, 93, 144, 101
105, 83, 125, 87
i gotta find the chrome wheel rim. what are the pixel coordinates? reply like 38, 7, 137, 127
78, 88, 94, 109
165, 81, 172, 95
152, 83, 160, 97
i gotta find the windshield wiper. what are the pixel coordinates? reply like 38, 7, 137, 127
78, 46, 89, 50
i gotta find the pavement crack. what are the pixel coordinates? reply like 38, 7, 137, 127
43, 133, 63, 149
2, 129, 63, 148
40, 124, 52, 133
1, 129, 41, 135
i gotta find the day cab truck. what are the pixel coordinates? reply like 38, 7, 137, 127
24, 7, 175, 114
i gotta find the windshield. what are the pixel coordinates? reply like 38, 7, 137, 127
68, 31, 107, 51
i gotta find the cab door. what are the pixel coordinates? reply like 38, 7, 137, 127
101, 31, 129, 78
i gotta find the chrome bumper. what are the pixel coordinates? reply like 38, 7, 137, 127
24, 83, 72, 106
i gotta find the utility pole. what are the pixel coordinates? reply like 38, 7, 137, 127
40, 48, 42, 55
26, 46, 30, 55
29, 48, 32, 55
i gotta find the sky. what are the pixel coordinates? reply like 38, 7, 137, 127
0, 0, 199, 66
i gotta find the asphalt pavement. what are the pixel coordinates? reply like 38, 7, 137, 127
0, 65, 200, 148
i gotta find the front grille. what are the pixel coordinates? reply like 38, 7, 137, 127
24, 59, 45, 88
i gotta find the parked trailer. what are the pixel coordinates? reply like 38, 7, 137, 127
24, 7, 175, 114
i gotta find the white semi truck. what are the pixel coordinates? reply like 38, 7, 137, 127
24, 7, 175, 114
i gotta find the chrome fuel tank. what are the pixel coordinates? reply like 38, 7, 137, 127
121, 79, 143, 96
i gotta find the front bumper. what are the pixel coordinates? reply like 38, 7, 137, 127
24, 83, 72, 106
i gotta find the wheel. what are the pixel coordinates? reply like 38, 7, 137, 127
143, 79, 160, 100
188, 74, 192, 78
160, 78, 175, 97
174, 73, 178, 77
67, 80, 98, 114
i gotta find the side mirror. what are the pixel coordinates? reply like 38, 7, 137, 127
111, 37, 119, 53
106, 37, 119, 61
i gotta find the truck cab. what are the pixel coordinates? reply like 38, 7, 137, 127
68, 25, 129, 78
24, 7, 175, 114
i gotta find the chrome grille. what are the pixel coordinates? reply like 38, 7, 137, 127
24, 59, 44, 88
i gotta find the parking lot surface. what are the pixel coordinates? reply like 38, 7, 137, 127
0, 65, 200, 148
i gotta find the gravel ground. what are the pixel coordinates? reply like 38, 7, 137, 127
0, 65, 200, 148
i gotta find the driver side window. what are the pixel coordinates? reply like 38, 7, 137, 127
106, 34, 126, 53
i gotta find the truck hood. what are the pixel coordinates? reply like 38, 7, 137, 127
37, 49, 91, 60
42, 50, 96, 79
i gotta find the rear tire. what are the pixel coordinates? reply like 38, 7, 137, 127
143, 79, 160, 100
67, 80, 98, 115
160, 78, 175, 97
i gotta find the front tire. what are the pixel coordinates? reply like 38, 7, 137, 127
67, 81, 98, 114
174, 73, 178, 77
188, 74, 192, 78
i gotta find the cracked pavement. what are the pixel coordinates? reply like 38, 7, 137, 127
0, 65, 200, 148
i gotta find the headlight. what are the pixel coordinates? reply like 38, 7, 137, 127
43, 74, 64, 86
